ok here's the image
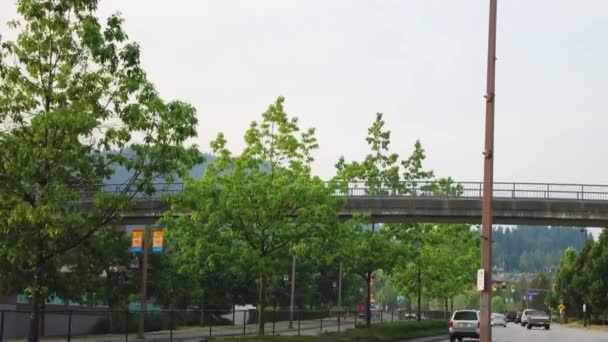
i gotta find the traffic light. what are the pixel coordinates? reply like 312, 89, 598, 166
502, 281, 507, 290
511, 284, 516, 293
492, 283, 498, 291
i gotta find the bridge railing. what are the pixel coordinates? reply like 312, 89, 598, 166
84, 181, 608, 201
337, 181, 608, 201
80, 182, 185, 201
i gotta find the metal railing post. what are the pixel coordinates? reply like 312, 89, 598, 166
581, 185, 585, 200
297, 311, 301, 336
320, 312, 323, 332
125, 310, 129, 342
0, 310, 5, 342
170, 310, 174, 342
272, 310, 276, 336
67, 311, 72, 342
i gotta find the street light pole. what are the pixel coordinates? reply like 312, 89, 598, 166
338, 262, 343, 310
288, 255, 296, 329
480, 1, 498, 342
138, 225, 150, 339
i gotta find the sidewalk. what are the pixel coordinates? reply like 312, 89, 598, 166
400, 336, 448, 342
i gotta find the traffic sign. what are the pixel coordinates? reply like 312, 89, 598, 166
558, 304, 566, 313
477, 269, 485, 291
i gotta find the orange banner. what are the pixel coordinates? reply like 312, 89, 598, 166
131, 229, 143, 253
152, 229, 163, 253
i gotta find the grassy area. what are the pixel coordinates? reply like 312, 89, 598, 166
215, 320, 448, 342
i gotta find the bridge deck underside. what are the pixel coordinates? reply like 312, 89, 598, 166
117, 197, 608, 227
341, 197, 608, 227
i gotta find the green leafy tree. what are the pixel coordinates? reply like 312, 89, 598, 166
165, 97, 342, 335
0, 1, 201, 340
570, 238, 595, 320
587, 230, 608, 320
337, 220, 398, 326
422, 224, 480, 317
386, 140, 441, 320
163, 211, 259, 310
334, 113, 401, 327
492, 296, 506, 314
528, 273, 550, 310
556, 247, 578, 317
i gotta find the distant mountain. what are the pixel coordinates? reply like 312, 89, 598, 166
491, 226, 588, 273
105, 152, 214, 184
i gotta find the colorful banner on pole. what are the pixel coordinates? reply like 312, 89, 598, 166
152, 229, 163, 254
131, 229, 143, 253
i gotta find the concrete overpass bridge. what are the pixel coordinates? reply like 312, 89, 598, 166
101, 181, 608, 227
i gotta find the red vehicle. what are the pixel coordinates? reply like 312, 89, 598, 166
358, 301, 367, 317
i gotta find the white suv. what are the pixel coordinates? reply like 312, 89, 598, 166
449, 310, 480, 342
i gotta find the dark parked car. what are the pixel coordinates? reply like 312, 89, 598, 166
506, 311, 517, 323
515, 311, 522, 324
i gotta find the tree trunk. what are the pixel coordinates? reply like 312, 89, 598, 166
366, 273, 372, 327
450, 297, 454, 314
199, 300, 205, 326
257, 272, 266, 335
417, 266, 421, 321
444, 297, 448, 319
28, 266, 42, 342
40, 301, 46, 337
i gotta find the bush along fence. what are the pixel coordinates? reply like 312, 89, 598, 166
0, 308, 443, 340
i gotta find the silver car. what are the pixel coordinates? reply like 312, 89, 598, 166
526, 310, 550, 330
449, 310, 480, 342
491, 312, 507, 327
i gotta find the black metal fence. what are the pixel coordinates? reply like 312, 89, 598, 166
0, 308, 443, 341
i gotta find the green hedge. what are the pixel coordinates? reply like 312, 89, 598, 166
215, 320, 448, 342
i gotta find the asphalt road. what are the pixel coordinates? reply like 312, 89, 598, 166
445, 323, 608, 342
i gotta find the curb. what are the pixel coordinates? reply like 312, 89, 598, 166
399, 335, 448, 342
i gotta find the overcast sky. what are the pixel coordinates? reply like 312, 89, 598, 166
2, 0, 608, 184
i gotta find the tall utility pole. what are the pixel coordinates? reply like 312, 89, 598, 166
480, 1, 498, 342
